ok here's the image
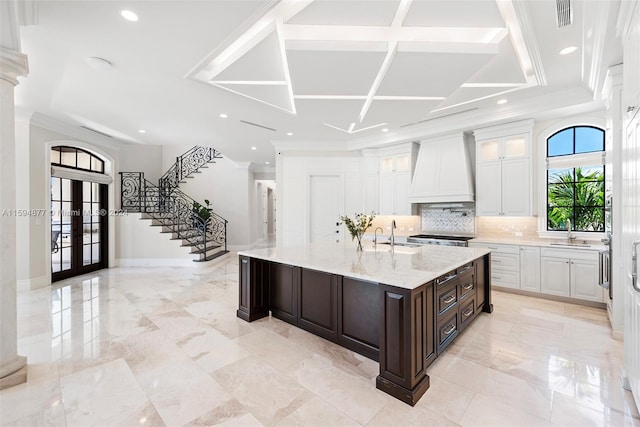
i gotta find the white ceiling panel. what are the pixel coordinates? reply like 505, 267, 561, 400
403, 0, 504, 28
360, 99, 442, 127
466, 39, 527, 84
377, 51, 495, 97
286, 0, 401, 26
432, 86, 519, 110
214, 31, 286, 82
288, 50, 387, 95
295, 99, 365, 130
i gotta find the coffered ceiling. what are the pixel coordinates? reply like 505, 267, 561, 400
15, 0, 622, 167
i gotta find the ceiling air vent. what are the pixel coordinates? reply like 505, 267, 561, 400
556, 0, 572, 28
239, 120, 277, 132
80, 126, 113, 138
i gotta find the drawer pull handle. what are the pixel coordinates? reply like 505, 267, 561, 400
241, 259, 248, 264
459, 266, 472, 273
493, 275, 502, 280
443, 295, 456, 304
438, 274, 456, 285
462, 283, 473, 291
493, 259, 501, 263
488, 246, 498, 250
463, 308, 473, 317
443, 325, 456, 335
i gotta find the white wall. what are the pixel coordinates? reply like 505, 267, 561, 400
276, 152, 363, 246
116, 213, 196, 266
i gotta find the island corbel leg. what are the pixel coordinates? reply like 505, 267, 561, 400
237, 256, 269, 322
376, 282, 435, 406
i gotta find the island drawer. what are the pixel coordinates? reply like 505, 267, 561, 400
457, 262, 473, 275
458, 271, 475, 300
437, 310, 458, 353
436, 279, 458, 317
459, 298, 476, 329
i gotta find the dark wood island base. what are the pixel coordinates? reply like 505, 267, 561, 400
237, 252, 492, 406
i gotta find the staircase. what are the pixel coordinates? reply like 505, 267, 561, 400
120, 146, 228, 262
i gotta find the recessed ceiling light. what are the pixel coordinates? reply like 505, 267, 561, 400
559, 45, 578, 55
265, 161, 270, 165
381, 128, 389, 132
286, 132, 293, 136
251, 146, 257, 150
138, 129, 146, 134
219, 113, 228, 119
120, 10, 138, 22
85, 57, 112, 70
497, 99, 508, 105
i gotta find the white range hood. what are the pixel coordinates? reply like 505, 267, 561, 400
408, 133, 475, 204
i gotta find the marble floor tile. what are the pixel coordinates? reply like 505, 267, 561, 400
3, 256, 637, 427
212, 356, 310, 426
59, 358, 150, 427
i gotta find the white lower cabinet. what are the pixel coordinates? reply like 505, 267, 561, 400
520, 246, 541, 292
540, 257, 571, 297
470, 242, 602, 303
540, 248, 602, 303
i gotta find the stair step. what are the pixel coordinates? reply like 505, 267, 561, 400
194, 250, 228, 263
190, 244, 221, 255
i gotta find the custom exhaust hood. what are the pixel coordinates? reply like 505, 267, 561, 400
408, 133, 475, 204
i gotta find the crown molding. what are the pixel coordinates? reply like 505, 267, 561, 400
616, 0, 639, 38
584, 0, 611, 98
0, 48, 28, 85
511, 0, 546, 86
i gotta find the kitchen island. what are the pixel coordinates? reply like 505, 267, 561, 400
237, 242, 492, 405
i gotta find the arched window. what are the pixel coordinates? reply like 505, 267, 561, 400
546, 126, 605, 232
50, 146, 104, 173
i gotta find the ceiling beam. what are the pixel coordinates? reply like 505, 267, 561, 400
358, 41, 398, 123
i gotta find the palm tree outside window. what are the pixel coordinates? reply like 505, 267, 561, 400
546, 126, 605, 232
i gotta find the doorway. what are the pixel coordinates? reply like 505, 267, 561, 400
50, 146, 108, 282
309, 174, 342, 244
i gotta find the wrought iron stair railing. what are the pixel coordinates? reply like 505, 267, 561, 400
120, 172, 227, 261
159, 146, 222, 195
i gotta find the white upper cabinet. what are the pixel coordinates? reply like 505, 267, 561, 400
474, 120, 534, 217
363, 143, 418, 216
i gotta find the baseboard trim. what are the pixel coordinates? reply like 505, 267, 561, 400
492, 286, 607, 309
116, 258, 197, 267
17, 275, 49, 292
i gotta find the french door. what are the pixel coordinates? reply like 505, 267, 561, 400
51, 178, 108, 281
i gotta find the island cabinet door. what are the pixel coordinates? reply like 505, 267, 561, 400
237, 256, 269, 322
269, 263, 300, 324
297, 268, 338, 341
337, 277, 382, 361
376, 282, 434, 406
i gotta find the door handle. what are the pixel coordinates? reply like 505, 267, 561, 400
633, 240, 640, 293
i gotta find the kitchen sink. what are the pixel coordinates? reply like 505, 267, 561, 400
377, 241, 421, 248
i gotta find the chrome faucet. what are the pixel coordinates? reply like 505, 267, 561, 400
566, 218, 576, 241
390, 219, 397, 247
373, 227, 384, 245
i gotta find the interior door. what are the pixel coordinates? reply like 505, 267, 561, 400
51, 178, 107, 281
309, 175, 341, 244
623, 108, 640, 409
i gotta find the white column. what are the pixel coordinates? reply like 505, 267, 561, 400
0, 46, 29, 389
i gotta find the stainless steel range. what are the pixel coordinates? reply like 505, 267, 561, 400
407, 234, 474, 247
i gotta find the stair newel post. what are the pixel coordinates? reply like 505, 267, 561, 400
224, 220, 227, 252
176, 156, 181, 185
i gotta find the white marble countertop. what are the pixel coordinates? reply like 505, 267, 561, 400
238, 242, 491, 290
469, 236, 607, 251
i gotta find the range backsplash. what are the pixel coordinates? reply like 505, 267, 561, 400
420, 204, 475, 234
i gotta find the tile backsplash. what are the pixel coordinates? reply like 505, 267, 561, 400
420, 204, 475, 234
476, 216, 538, 238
